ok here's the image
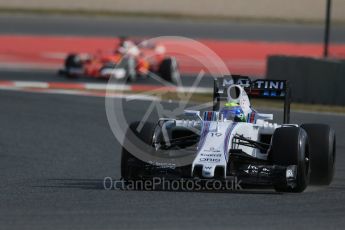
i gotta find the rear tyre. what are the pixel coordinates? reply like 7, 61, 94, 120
270, 127, 310, 193
301, 124, 336, 185
121, 121, 156, 181
64, 54, 82, 78
158, 57, 180, 84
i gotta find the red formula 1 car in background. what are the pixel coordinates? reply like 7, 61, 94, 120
58, 37, 180, 84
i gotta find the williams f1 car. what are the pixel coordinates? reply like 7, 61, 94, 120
58, 37, 180, 84
121, 75, 336, 192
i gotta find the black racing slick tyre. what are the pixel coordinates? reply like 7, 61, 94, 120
65, 54, 82, 68
158, 57, 180, 84
270, 127, 310, 193
64, 54, 82, 78
121, 121, 156, 181
301, 124, 336, 185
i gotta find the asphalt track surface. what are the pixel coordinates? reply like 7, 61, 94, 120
1, 14, 345, 230
1, 14, 345, 43
0, 88, 345, 230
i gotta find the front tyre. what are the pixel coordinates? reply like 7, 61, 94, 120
121, 121, 156, 181
301, 124, 336, 185
270, 127, 310, 193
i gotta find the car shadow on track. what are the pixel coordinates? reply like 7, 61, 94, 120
36, 178, 281, 195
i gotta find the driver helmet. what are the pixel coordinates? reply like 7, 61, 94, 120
220, 102, 246, 122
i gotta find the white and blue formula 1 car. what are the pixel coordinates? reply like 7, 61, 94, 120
121, 75, 336, 192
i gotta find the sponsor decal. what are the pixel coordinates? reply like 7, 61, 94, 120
210, 132, 222, 137
222, 79, 234, 87
201, 153, 222, 157
254, 80, 285, 90
222, 78, 285, 91
235, 78, 251, 88
203, 147, 221, 153
223, 78, 250, 88
199, 158, 221, 163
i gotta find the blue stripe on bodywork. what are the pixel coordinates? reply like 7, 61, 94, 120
197, 121, 210, 151
223, 123, 237, 161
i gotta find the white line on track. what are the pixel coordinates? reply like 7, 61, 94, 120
14, 81, 49, 88
0, 80, 213, 93
0, 85, 160, 101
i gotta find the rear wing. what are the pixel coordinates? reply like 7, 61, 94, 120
213, 75, 291, 124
